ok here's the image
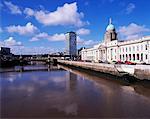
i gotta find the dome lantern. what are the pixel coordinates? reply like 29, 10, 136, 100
106, 18, 115, 31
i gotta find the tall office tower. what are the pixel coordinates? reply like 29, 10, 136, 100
65, 31, 77, 59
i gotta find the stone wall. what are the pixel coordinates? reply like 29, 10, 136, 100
57, 60, 150, 80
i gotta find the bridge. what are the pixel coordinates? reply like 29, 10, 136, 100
14, 54, 77, 62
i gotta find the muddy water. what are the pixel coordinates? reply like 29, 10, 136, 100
1, 64, 150, 118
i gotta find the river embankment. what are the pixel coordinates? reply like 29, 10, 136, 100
57, 60, 150, 80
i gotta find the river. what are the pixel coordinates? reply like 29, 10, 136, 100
1, 63, 150, 118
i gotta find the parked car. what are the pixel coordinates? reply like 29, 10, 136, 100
125, 61, 136, 65
111, 61, 117, 64
104, 61, 110, 64
137, 61, 146, 65
116, 60, 124, 64
85, 60, 92, 62
98, 60, 104, 63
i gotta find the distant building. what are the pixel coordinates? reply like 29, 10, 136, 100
77, 47, 85, 60
0, 47, 11, 55
0, 47, 14, 61
81, 18, 150, 64
65, 31, 77, 59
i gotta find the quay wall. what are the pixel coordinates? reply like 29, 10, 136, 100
57, 60, 150, 80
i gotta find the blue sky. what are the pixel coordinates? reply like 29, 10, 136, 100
0, 0, 150, 54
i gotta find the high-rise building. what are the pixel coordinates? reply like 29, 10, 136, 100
65, 31, 77, 59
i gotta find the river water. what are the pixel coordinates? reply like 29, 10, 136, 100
1, 63, 150, 118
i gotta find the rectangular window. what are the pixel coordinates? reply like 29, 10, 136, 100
129, 47, 131, 52
133, 46, 135, 51
141, 45, 143, 51
133, 54, 135, 61
137, 46, 139, 51
146, 54, 148, 59
141, 53, 143, 61
137, 54, 139, 60
129, 54, 131, 60
126, 54, 128, 61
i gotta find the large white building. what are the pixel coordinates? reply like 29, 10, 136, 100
81, 19, 150, 64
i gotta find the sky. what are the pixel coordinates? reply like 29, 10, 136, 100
0, 0, 150, 54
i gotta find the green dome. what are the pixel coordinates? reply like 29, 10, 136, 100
106, 24, 115, 31
106, 18, 115, 31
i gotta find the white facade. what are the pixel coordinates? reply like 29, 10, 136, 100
81, 20, 150, 64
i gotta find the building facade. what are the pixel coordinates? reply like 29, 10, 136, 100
81, 19, 150, 64
65, 31, 77, 59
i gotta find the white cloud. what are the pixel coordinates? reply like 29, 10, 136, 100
0, 37, 22, 47
76, 28, 90, 35
30, 32, 48, 41
30, 32, 66, 42
12, 46, 55, 55
24, 8, 34, 16
0, 27, 3, 33
4, 1, 22, 14
30, 31, 96, 46
77, 36, 97, 46
118, 23, 150, 40
6, 22, 38, 35
0, 37, 55, 54
126, 3, 135, 14
124, 34, 140, 40
24, 2, 87, 27
49, 33, 66, 41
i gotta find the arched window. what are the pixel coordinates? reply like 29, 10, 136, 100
145, 44, 148, 50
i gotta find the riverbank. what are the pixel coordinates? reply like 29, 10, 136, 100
57, 60, 150, 80
0, 59, 29, 67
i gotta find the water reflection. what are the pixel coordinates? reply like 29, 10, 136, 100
0, 64, 150, 118
0, 63, 61, 73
